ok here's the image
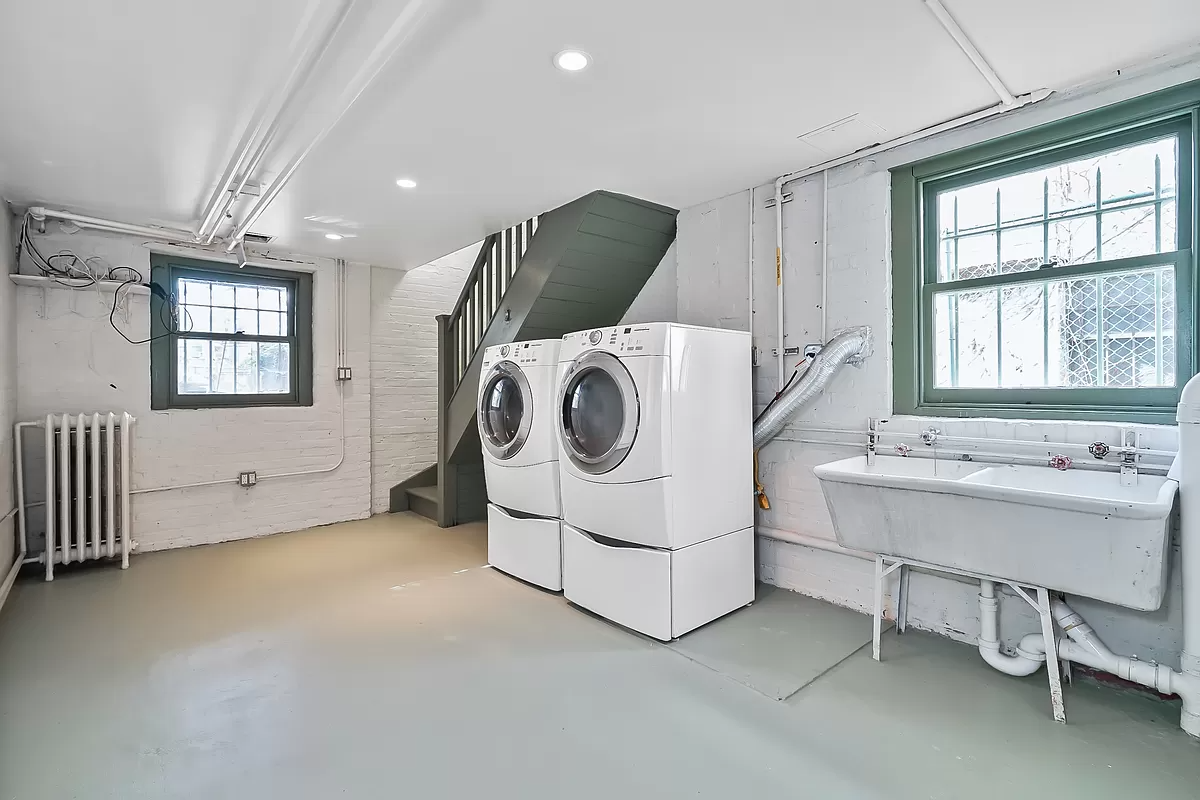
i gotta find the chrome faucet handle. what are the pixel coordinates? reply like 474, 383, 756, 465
919, 427, 941, 446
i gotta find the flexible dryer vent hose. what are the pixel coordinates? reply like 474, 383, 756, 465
752, 326, 872, 449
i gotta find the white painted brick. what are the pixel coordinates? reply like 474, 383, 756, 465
369, 244, 478, 514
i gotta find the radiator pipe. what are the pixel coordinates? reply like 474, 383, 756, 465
752, 326, 871, 448
44, 415, 55, 581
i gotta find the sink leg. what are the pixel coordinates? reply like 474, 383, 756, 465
872, 555, 884, 662
897, 564, 910, 635
1037, 586, 1067, 724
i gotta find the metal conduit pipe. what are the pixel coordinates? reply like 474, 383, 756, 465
752, 326, 871, 448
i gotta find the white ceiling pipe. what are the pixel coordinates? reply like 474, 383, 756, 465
921, 0, 1016, 107
228, 0, 443, 252
27, 207, 196, 243
199, 0, 359, 244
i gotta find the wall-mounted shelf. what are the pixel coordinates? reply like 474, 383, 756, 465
9, 273, 150, 295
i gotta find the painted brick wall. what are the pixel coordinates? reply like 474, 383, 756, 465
675, 70, 1194, 667
14, 228, 373, 552
0, 204, 16, 580
369, 244, 478, 513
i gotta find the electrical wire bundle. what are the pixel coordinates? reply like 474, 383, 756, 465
17, 212, 190, 344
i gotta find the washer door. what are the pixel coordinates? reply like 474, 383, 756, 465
479, 361, 532, 461
557, 351, 639, 475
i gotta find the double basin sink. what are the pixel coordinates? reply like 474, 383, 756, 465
813, 455, 1178, 610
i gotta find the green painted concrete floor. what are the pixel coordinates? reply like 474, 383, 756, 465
1, 513, 1196, 799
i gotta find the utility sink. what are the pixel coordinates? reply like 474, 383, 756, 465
813, 455, 1178, 611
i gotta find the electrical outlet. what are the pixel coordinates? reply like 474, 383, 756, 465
336, 366, 353, 381
239, 471, 257, 487
783, 346, 801, 356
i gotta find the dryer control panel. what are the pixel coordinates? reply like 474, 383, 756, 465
481, 338, 561, 369
559, 323, 673, 361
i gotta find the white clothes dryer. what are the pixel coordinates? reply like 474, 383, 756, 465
555, 323, 752, 549
554, 323, 754, 639
478, 339, 562, 590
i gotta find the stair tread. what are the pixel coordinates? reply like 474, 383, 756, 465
406, 485, 438, 502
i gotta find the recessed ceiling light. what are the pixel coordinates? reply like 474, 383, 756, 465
395, 178, 418, 189
554, 49, 590, 72
325, 233, 343, 240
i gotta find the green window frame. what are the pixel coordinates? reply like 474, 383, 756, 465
892, 81, 1200, 424
149, 254, 314, 410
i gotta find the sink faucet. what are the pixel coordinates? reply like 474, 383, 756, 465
867, 417, 887, 465
920, 427, 941, 447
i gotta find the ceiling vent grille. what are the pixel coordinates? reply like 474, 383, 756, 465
242, 231, 274, 244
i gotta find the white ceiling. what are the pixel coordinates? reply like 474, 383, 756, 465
2, 0, 1199, 269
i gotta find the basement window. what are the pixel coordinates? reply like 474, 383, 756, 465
892, 82, 1200, 424
149, 254, 313, 409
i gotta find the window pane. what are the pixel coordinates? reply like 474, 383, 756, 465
1000, 283, 1046, 387
934, 265, 1175, 389
235, 286, 258, 309
211, 307, 234, 334
177, 339, 212, 394
211, 283, 236, 307
235, 308, 258, 335
180, 279, 209, 305
235, 341, 259, 393
999, 226, 1044, 275
258, 310, 282, 337
212, 341, 235, 393
181, 304, 211, 333
258, 287, 282, 311
257, 343, 290, 393
936, 135, 1178, 281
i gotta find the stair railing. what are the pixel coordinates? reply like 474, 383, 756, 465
445, 216, 539, 396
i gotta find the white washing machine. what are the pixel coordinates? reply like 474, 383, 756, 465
478, 339, 562, 591
555, 323, 754, 640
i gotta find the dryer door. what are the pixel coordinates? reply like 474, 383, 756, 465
478, 361, 532, 461
557, 351, 639, 475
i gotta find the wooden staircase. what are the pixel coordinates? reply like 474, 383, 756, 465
389, 190, 677, 526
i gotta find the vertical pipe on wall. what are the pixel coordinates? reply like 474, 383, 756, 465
821, 171, 830, 344
747, 188, 755, 348
44, 416, 55, 581
774, 179, 786, 390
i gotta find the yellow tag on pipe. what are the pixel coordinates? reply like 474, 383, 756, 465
775, 248, 782, 286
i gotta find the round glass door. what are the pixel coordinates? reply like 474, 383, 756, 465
558, 351, 638, 474
479, 362, 532, 460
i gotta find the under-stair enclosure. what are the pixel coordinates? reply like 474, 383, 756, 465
390, 190, 677, 526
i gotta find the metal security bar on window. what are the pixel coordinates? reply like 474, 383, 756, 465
931, 135, 1181, 390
